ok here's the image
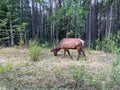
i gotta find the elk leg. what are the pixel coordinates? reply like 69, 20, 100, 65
81, 49, 87, 60
76, 47, 81, 60
67, 50, 73, 59
81, 49, 86, 57
64, 49, 67, 56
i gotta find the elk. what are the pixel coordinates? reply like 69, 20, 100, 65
51, 38, 86, 60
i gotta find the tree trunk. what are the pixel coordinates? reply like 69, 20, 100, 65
10, 17, 14, 46
32, 0, 36, 39
88, 1, 92, 48
108, 5, 113, 38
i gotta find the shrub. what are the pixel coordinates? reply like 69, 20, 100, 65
28, 40, 42, 61
112, 52, 120, 85
71, 64, 88, 89
101, 31, 120, 53
0, 62, 11, 73
41, 42, 49, 48
5, 62, 11, 72
102, 36, 116, 53
19, 39, 24, 48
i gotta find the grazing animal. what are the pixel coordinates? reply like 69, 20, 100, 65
51, 38, 86, 60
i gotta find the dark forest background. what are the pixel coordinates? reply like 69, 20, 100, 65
0, 0, 120, 49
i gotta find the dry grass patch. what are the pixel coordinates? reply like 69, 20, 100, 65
0, 47, 115, 89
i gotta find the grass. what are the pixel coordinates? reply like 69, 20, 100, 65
0, 47, 118, 89
28, 40, 42, 61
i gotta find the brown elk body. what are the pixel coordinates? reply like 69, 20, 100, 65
51, 38, 86, 60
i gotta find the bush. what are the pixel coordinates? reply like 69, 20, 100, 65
28, 40, 42, 61
19, 39, 24, 48
5, 62, 11, 72
112, 52, 120, 85
101, 31, 120, 53
0, 62, 12, 73
71, 64, 89, 89
41, 42, 49, 48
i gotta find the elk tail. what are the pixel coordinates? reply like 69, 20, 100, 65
80, 39, 84, 47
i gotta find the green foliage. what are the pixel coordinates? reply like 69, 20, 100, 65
16, 23, 27, 47
29, 40, 38, 48
71, 64, 88, 89
95, 39, 100, 50
0, 29, 10, 46
0, 63, 4, 73
41, 42, 50, 48
70, 63, 115, 89
0, 18, 8, 27
28, 40, 42, 61
0, 18, 10, 46
5, 62, 11, 72
19, 39, 24, 48
17, 23, 27, 32
101, 32, 120, 53
0, 62, 12, 73
0, 0, 20, 46
48, 0, 88, 39
112, 53, 120, 85
67, 30, 74, 37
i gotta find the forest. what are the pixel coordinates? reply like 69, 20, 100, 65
0, 0, 119, 48
0, 0, 120, 89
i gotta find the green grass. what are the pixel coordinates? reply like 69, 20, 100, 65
0, 47, 119, 89
0, 63, 4, 73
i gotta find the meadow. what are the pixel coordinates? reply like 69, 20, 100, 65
0, 47, 119, 90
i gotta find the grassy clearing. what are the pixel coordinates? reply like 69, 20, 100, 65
0, 47, 119, 89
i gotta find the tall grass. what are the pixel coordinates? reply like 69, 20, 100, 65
28, 40, 42, 61
0, 61, 12, 74
0, 63, 4, 73
71, 64, 90, 89
100, 32, 120, 89
70, 59, 120, 90
112, 50, 120, 86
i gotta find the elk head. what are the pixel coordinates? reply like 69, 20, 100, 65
51, 47, 57, 56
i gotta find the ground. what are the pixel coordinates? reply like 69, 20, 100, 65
0, 47, 117, 89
